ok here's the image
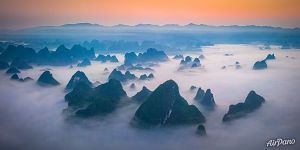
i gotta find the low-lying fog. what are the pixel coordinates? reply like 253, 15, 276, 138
0, 44, 299, 150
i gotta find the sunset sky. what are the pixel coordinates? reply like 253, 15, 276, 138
0, 0, 299, 29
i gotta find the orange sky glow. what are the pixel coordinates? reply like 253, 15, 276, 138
0, 0, 299, 29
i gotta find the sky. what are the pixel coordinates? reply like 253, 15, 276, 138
0, 0, 300, 29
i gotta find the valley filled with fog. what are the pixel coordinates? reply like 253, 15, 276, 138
0, 44, 299, 150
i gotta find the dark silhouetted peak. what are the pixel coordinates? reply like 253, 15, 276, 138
180, 56, 192, 65
124, 52, 138, 65
108, 69, 136, 82
6, 66, 20, 74
108, 69, 125, 81
70, 44, 95, 59
37, 71, 60, 86
10, 57, 33, 69
124, 71, 136, 80
0, 60, 9, 70
0, 45, 36, 62
193, 58, 200, 64
201, 89, 216, 107
139, 74, 148, 80
66, 71, 92, 90
94, 79, 127, 103
134, 80, 205, 126
10, 74, 19, 80
132, 86, 152, 102
148, 73, 154, 79
77, 59, 91, 67
265, 54, 276, 60
117, 63, 153, 71
244, 91, 266, 110
75, 79, 127, 116
37, 47, 50, 56
96, 54, 118, 63
253, 60, 267, 70
139, 73, 154, 80
194, 88, 205, 101
124, 48, 168, 65
56, 45, 69, 52
196, 124, 206, 136
104, 68, 109, 71
223, 91, 265, 122
65, 82, 94, 107
173, 54, 184, 59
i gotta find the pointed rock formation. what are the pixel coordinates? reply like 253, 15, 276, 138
265, 54, 275, 60
124, 48, 168, 64
0, 45, 36, 62
139, 74, 148, 80
173, 54, 184, 59
140, 73, 155, 80
70, 44, 95, 60
10, 74, 19, 80
180, 56, 192, 65
253, 60, 267, 70
194, 88, 205, 100
65, 82, 94, 107
196, 124, 206, 136
95, 54, 118, 62
6, 67, 20, 74
108, 69, 137, 82
74, 79, 127, 116
134, 80, 205, 126
222, 91, 265, 122
148, 73, 154, 79
37, 71, 60, 86
201, 89, 216, 107
132, 86, 152, 102
194, 88, 216, 107
66, 71, 92, 90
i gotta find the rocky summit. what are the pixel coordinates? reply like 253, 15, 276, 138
108, 69, 137, 82
124, 48, 168, 65
73, 79, 127, 117
265, 54, 276, 60
134, 80, 205, 126
132, 86, 152, 102
66, 71, 92, 90
6, 67, 20, 74
253, 60, 267, 70
37, 71, 60, 86
223, 91, 265, 122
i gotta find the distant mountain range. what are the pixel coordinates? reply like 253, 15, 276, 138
0, 22, 299, 51
19, 22, 298, 31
